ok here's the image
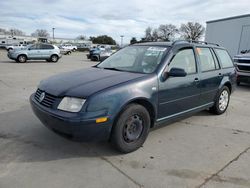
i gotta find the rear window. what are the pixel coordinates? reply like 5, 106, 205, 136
214, 49, 233, 68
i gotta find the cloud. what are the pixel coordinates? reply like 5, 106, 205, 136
0, 0, 249, 43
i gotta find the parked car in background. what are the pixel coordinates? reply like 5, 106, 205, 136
8, 43, 62, 63
60, 44, 77, 52
30, 40, 236, 153
6, 44, 27, 51
91, 49, 114, 61
59, 47, 72, 55
86, 47, 103, 60
234, 51, 250, 85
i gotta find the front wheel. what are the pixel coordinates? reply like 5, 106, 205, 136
111, 104, 150, 153
210, 86, 230, 115
17, 55, 27, 63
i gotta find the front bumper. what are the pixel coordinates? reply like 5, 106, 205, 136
236, 71, 250, 83
7, 53, 18, 60
30, 94, 112, 141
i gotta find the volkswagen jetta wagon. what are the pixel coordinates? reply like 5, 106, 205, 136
30, 40, 236, 153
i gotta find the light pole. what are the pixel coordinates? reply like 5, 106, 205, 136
52, 28, 55, 43
120, 35, 124, 48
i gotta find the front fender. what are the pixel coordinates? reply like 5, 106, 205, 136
85, 75, 158, 123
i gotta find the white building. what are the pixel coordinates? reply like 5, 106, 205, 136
205, 14, 250, 56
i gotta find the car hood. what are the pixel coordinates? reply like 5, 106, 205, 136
234, 53, 250, 59
38, 67, 146, 98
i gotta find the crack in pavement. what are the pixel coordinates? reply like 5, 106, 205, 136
85, 144, 143, 188
99, 156, 143, 188
196, 146, 250, 188
0, 80, 11, 87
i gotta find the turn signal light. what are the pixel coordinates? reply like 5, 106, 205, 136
96, 117, 108, 123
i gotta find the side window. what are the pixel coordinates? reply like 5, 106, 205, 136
214, 49, 234, 68
40, 44, 54, 49
29, 44, 37, 50
168, 48, 197, 75
210, 49, 220, 69
196, 47, 216, 72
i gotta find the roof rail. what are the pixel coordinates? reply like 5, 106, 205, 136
172, 40, 220, 46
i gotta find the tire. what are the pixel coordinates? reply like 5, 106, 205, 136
50, 55, 58, 62
46, 59, 51, 62
210, 86, 230, 115
73, 48, 76, 52
111, 104, 150, 153
17, 55, 27, 63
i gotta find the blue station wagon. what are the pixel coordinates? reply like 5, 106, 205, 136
30, 40, 236, 153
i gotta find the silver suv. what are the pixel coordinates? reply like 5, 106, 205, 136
7, 43, 62, 63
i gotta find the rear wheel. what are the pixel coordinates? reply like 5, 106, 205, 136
50, 55, 58, 62
17, 55, 27, 63
111, 104, 150, 153
210, 86, 230, 115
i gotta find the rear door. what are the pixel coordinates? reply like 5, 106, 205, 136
158, 46, 201, 120
40, 44, 54, 59
196, 47, 223, 104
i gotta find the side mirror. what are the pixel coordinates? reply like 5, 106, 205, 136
162, 67, 187, 81
168, 67, 187, 77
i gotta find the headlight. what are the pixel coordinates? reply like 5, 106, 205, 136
57, 97, 86, 112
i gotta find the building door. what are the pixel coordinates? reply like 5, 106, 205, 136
238, 25, 250, 53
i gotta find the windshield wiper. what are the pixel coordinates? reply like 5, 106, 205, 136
102, 67, 123, 71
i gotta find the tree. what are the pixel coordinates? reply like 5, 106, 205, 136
9, 28, 25, 36
90, 35, 116, 45
31, 29, 50, 37
130, 37, 137, 44
145, 27, 153, 41
76, 35, 86, 40
179, 22, 205, 40
152, 29, 159, 41
0, 28, 25, 36
158, 24, 178, 41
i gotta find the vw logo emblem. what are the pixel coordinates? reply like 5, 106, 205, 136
39, 92, 45, 103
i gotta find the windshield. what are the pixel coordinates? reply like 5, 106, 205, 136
97, 46, 168, 74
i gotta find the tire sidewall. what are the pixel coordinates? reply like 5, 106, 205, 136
111, 104, 150, 153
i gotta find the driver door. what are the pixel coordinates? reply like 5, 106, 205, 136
158, 47, 201, 120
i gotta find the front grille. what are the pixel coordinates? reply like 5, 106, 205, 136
238, 59, 250, 64
237, 65, 250, 72
34, 89, 56, 108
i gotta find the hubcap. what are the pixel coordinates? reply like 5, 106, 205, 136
219, 90, 229, 111
52, 56, 57, 62
123, 114, 143, 143
19, 56, 25, 62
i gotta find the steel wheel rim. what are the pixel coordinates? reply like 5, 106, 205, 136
219, 90, 229, 111
123, 114, 143, 143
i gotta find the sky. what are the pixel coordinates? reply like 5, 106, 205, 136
0, 0, 249, 44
